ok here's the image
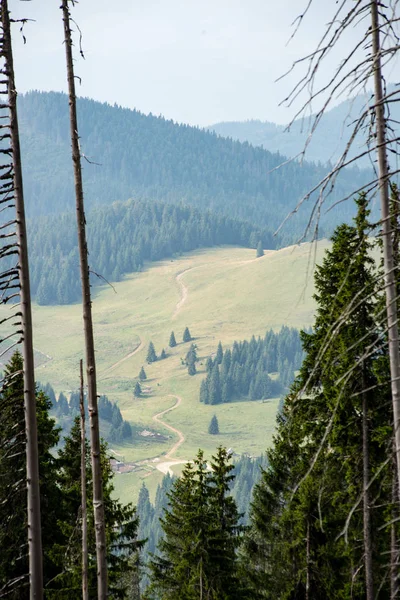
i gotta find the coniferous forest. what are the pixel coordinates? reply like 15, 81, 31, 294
2, 1, 400, 599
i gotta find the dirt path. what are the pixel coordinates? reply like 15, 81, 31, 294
99, 339, 144, 380
172, 268, 196, 318
152, 394, 185, 459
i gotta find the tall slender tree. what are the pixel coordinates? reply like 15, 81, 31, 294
1, 4, 43, 597
80, 360, 89, 600
60, 1, 107, 596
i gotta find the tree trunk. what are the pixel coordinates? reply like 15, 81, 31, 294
305, 519, 310, 600
391, 448, 399, 599
80, 359, 89, 600
362, 390, 374, 600
371, 0, 400, 502
1, 2, 43, 598
60, 2, 108, 597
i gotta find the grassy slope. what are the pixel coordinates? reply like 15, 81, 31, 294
0, 243, 328, 503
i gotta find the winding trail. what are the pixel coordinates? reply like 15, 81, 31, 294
99, 339, 144, 380
152, 394, 185, 460
173, 268, 196, 318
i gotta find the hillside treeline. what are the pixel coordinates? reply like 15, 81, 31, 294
199, 327, 304, 404
28, 198, 273, 305
20, 91, 368, 238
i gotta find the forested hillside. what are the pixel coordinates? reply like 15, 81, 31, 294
209, 88, 400, 167
27, 199, 272, 304
19, 91, 368, 239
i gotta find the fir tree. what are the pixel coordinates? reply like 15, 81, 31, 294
256, 241, 264, 258
208, 414, 219, 435
216, 341, 223, 364
160, 348, 167, 360
209, 364, 222, 405
139, 366, 147, 381
200, 379, 209, 404
169, 331, 177, 348
134, 381, 142, 397
147, 341, 157, 363
183, 327, 192, 343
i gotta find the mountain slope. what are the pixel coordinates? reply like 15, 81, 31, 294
18, 91, 368, 239
208, 92, 400, 167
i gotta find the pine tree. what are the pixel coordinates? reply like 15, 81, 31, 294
169, 331, 177, 348
134, 382, 142, 397
139, 366, 147, 381
200, 379, 209, 404
186, 343, 197, 376
183, 327, 192, 343
147, 341, 157, 363
208, 414, 219, 435
216, 341, 223, 365
160, 348, 167, 360
256, 241, 264, 258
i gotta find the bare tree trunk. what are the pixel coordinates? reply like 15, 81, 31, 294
391, 447, 399, 599
371, 0, 400, 501
362, 390, 374, 600
1, 2, 43, 598
80, 359, 89, 600
305, 519, 310, 600
60, 2, 108, 597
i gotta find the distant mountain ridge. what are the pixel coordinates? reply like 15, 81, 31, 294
18, 91, 369, 241
208, 91, 400, 167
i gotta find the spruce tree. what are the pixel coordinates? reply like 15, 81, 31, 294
134, 381, 142, 397
244, 195, 390, 598
169, 331, 177, 348
0, 353, 62, 598
160, 348, 167, 360
208, 414, 219, 435
146, 341, 157, 363
52, 418, 142, 597
256, 241, 264, 258
148, 449, 243, 599
216, 341, 223, 365
139, 366, 147, 381
183, 327, 192, 343
209, 364, 222, 405
200, 379, 209, 404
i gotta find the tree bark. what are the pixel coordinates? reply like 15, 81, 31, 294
60, 2, 108, 597
362, 389, 374, 600
1, 2, 43, 598
80, 359, 89, 600
391, 447, 399, 599
371, 0, 400, 502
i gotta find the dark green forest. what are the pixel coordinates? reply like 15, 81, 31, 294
19, 91, 368, 238
199, 328, 304, 405
28, 199, 273, 305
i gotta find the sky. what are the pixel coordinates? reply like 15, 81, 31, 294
10, 0, 400, 127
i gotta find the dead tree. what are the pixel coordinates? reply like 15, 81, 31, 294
60, 1, 107, 597
80, 359, 89, 600
0, 1, 43, 598
278, 1, 400, 596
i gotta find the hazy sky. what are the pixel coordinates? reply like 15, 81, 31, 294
10, 1, 400, 127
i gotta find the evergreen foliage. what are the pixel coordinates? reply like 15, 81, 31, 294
148, 448, 245, 599
146, 341, 157, 364
244, 196, 392, 598
0, 354, 142, 599
51, 418, 142, 598
169, 331, 177, 348
256, 241, 264, 258
134, 382, 142, 397
200, 327, 303, 404
182, 327, 192, 343
208, 414, 219, 435
19, 91, 366, 243
160, 348, 167, 360
139, 366, 147, 381
185, 343, 198, 376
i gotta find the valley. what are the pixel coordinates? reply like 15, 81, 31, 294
1, 242, 327, 504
